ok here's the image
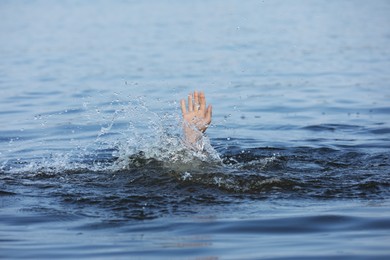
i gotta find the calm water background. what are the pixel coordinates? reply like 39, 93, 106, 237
1, 0, 390, 259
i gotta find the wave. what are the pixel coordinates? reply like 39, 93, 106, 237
2, 135, 389, 199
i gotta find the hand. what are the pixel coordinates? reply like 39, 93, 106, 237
180, 91, 212, 144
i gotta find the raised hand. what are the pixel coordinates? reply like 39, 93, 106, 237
180, 91, 212, 145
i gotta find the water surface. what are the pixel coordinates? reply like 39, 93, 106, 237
1, 0, 390, 259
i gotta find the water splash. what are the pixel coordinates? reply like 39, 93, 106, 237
1, 93, 221, 175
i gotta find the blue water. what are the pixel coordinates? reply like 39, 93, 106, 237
1, 0, 390, 259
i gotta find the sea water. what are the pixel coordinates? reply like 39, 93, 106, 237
1, 0, 390, 259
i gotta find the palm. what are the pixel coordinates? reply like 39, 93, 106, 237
183, 109, 210, 133
181, 91, 212, 135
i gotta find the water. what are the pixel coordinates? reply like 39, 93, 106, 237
1, 0, 390, 259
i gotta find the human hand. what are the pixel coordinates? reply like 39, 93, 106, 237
180, 91, 212, 145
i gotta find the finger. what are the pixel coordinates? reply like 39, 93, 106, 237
180, 99, 187, 115
199, 91, 206, 111
193, 91, 199, 111
206, 104, 212, 123
188, 93, 193, 112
